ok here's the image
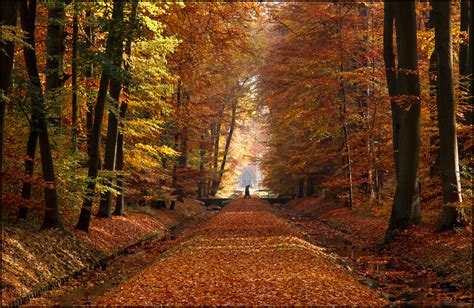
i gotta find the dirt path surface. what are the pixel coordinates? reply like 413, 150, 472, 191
27, 199, 386, 306
26, 211, 216, 306
92, 199, 384, 305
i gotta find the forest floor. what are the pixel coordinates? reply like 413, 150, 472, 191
1, 199, 204, 306
28, 199, 385, 306
275, 196, 472, 306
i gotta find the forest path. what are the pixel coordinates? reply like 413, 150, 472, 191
95, 199, 385, 305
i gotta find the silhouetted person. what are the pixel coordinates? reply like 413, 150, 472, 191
244, 185, 251, 199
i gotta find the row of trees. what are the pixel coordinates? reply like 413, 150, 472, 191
1, 1, 260, 231
258, 1, 472, 239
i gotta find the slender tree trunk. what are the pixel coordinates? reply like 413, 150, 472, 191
0, 1, 19, 190
97, 44, 125, 218
113, 102, 127, 216
85, 9, 94, 158
114, 0, 138, 216
208, 103, 224, 196
170, 80, 182, 210
211, 96, 238, 194
76, 0, 125, 231
338, 11, 353, 209
386, 2, 422, 240
71, 4, 79, 153
297, 178, 304, 198
20, 0, 62, 229
383, 2, 400, 177
432, 1, 467, 230
18, 131, 38, 219
197, 130, 206, 199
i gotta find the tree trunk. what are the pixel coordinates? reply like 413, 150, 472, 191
432, 1, 467, 230
0, 1, 19, 190
20, 0, 62, 229
76, 0, 125, 231
211, 96, 237, 195
71, 4, 78, 153
383, 2, 400, 177
386, 2, 422, 241
208, 104, 224, 197
18, 130, 38, 219
197, 130, 206, 199
170, 80, 182, 210
114, 0, 138, 216
85, 9, 94, 159
97, 47, 125, 218
113, 102, 127, 216
338, 10, 353, 210
297, 178, 304, 198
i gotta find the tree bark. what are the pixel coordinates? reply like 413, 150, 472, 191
432, 1, 467, 230
197, 130, 206, 199
20, 0, 62, 229
297, 178, 304, 198
97, 42, 125, 217
383, 2, 400, 177
18, 131, 38, 219
71, 4, 79, 153
208, 103, 224, 197
76, 0, 125, 231
85, 9, 95, 159
114, 0, 138, 216
211, 96, 238, 195
0, 1, 19, 189
386, 2, 422, 240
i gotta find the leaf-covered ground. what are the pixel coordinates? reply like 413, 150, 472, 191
92, 199, 385, 306
1, 199, 203, 306
277, 196, 473, 305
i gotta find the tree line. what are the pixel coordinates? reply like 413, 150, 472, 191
1, 1, 259, 231
258, 1, 472, 240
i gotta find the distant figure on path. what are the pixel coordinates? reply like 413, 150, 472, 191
244, 185, 251, 199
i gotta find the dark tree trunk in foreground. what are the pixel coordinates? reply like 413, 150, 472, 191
386, 2, 422, 241
432, 1, 467, 230
0, 1, 19, 191
20, 0, 62, 229
76, 1, 125, 231
114, 0, 138, 216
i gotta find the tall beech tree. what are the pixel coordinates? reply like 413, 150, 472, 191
19, 0, 62, 228
385, 2, 422, 240
432, 1, 467, 230
77, 0, 125, 231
